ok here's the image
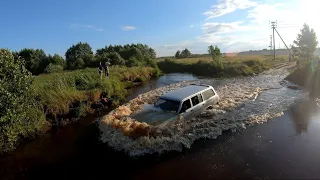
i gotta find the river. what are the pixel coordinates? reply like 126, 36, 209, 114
1, 73, 320, 179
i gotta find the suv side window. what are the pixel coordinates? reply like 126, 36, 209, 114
180, 99, 191, 113
202, 89, 215, 100
191, 95, 200, 106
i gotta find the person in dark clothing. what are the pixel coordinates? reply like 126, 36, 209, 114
104, 61, 110, 79
98, 62, 103, 79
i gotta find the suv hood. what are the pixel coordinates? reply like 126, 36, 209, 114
131, 104, 179, 125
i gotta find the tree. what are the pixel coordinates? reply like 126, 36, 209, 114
47, 54, 66, 68
95, 52, 109, 66
293, 23, 318, 61
96, 43, 156, 67
148, 48, 156, 59
129, 47, 144, 60
175, 50, 181, 58
65, 42, 94, 69
208, 45, 222, 60
0, 49, 45, 153
107, 52, 125, 65
180, 48, 191, 58
18, 48, 48, 75
214, 45, 222, 58
208, 45, 215, 56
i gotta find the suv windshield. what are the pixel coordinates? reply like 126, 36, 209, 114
154, 98, 180, 113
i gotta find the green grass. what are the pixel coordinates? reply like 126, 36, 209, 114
32, 66, 158, 121
157, 55, 290, 77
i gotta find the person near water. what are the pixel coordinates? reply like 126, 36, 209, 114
104, 61, 110, 79
98, 62, 103, 79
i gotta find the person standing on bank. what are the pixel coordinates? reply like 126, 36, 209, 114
104, 61, 110, 79
98, 62, 103, 79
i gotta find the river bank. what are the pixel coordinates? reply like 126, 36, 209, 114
0, 66, 159, 155
32, 66, 159, 127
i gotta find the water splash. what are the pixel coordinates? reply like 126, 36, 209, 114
99, 67, 307, 156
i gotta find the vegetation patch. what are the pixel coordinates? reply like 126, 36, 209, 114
33, 66, 159, 126
157, 56, 270, 77
286, 24, 320, 98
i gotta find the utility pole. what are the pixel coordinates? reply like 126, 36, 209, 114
274, 28, 292, 62
269, 35, 273, 56
271, 21, 277, 60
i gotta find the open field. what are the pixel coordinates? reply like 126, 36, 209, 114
157, 55, 290, 77
157, 55, 289, 67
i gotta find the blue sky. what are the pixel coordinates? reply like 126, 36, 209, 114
0, 0, 318, 57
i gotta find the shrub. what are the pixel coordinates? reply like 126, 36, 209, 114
0, 49, 46, 153
45, 63, 63, 73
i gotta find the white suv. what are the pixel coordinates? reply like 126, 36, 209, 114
131, 84, 219, 125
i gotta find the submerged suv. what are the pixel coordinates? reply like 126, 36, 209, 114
132, 84, 219, 124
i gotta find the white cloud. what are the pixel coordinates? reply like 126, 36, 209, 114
203, 0, 257, 20
202, 21, 246, 34
69, 23, 104, 32
197, 0, 320, 53
122, 26, 136, 31
156, 0, 320, 56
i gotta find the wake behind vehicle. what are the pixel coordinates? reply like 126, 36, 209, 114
131, 84, 219, 125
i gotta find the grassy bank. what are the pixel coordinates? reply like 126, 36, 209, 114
286, 61, 320, 97
157, 55, 288, 77
33, 66, 159, 126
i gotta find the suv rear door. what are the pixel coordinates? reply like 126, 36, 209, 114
201, 88, 218, 108
189, 93, 205, 117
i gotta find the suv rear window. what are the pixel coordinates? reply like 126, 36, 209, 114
202, 89, 215, 100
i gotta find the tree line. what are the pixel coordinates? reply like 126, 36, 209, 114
12, 43, 157, 75
174, 45, 222, 60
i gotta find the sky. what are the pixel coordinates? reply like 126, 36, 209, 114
0, 0, 319, 57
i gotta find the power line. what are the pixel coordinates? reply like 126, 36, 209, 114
270, 20, 292, 62
277, 26, 300, 28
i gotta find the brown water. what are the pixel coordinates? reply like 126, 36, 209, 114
1, 73, 320, 179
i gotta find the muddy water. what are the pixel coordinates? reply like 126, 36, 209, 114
2, 71, 320, 179
99, 67, 307, 156
131, 100, 320, 180
0, 73, 199, 179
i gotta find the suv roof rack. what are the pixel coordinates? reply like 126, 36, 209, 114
190, 83, 211, 87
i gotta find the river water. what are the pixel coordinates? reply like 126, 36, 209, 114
1, 72, 320, 179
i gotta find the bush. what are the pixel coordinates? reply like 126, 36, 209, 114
0, 49, 46, 153
242, 59, 266, 73
286, 61, 320, 97
45, 63, 64, 73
